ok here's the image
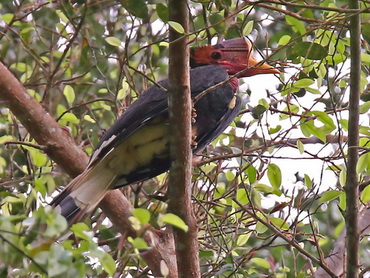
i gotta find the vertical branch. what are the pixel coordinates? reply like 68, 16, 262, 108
167, 0, 200, 277
345, 0, 361, 277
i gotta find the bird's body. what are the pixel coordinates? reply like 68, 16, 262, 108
51, 38, 279, 223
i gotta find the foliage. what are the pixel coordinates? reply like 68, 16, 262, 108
0, 0, 369, 277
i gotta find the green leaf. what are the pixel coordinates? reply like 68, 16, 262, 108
300, 120, 327, 142
156, 3, 168, 22
162, 213, 188, 232
268, 125, 281, 134
293, 78, 314, 88
199, 250, 214, 258
258, 98, 269, 110
127, 237, 149, 250
0, 135, 15, 144
20, 26, 35, 35
105, 37, 121, 47
320, 190, 342, 203
10, 62, 29, 72
356, 152, 370, 173
338, 191, 346, 211
100, 252, 116, 276
361, 185, 370, 203
45, 245, 71, 276
30, 149, 48, 167
267, 164, 282, 188
34, 178, 47, 197
251, 257, 270, 269
60, 112, 79, 124
246, 164, 257, 184
117, 78, 129, 100
236, 188, 249, 205
200, 162, 217, 174
339, 169, 346, 187
88, 249, 117, 276
159, 41, 169, 47
360, 101, 370, 114
98, 88, 108, 94
306, 87, 321, 94
279, 103, 299, 118
236, 233, 251, 246
252, 104, 267, 118
254, 184, 274, 194
123, 0, 149, 19
304, 174, 312, 189
285, 15, 306, 35
243, 21, 254, 36
70, 223, 91, 241
225, 171, 235, 181
359, 138, 370, 147
168, 21, 185, 34
311, 111, 336, 130
83, 115, 95, 123
290, 42, 328, 60
255, 212, 268, 234
132, 208, 151, 225
361, 53, 370, 66
0, 13, 14, 24
209, 13, 225, 33
55, 10, 69, 23
278, 35, 291, 46
255, 221, 268, 234
297, 140, 304, 154
339, 119, 348, 130
251, 188, 262, 207
63, 85, 75, 104
270, 217, 289, 230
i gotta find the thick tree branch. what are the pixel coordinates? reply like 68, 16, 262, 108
0, 62, 176, 277
167, 0, 200, 277
344, 0, 361, 277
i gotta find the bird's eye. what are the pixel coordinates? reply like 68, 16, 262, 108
210, 51, 222, 60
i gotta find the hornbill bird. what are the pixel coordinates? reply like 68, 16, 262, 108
51, 38, 279, 223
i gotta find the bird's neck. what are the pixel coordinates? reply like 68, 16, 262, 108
229, 77, 239, 92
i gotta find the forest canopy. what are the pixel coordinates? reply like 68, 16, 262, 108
0, 0, 369, 277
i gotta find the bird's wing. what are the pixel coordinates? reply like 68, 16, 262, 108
194, 95, 241, 153
88, 65, 231, 166
51, 65, 238, 222
88, 81, 169, 167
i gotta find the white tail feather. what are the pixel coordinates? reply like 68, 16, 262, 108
69, 162, 117, 214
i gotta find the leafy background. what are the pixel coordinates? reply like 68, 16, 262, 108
0, 0, 369, 277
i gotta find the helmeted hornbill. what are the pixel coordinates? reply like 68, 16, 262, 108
51, 38, 279, 223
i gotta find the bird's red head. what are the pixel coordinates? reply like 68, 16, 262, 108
190, 38, 279, 77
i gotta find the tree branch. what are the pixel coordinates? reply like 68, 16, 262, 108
344, 0, 361, 277
0, 62, 177, 277
315, 206, 370, 277
167, 0, 200, 277
233, 198, 339, 278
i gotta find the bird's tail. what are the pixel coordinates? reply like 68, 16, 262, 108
50, 162, 117, 224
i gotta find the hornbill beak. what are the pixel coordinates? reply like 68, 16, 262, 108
191, 37, 280, 77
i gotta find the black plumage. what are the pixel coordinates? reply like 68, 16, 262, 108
50, 38, 279, 223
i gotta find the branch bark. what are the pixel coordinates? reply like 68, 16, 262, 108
0, 62, 177, 277
344, 0, 361, 277
167, 0, 200, 277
